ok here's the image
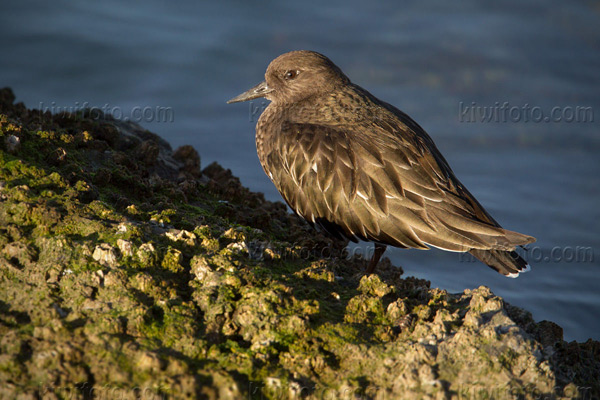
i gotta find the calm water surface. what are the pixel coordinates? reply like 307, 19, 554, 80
1, 0, 599, 341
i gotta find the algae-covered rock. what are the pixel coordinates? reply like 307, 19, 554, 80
1, 87, 598, 399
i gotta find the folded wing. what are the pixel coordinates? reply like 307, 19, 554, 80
263, 119, 535, 263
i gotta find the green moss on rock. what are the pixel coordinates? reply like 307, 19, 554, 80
1, 87, 598, 399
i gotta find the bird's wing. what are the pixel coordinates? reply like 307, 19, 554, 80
264, 120, 535, 252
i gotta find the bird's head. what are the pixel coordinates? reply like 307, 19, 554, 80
227, 50, 350, 105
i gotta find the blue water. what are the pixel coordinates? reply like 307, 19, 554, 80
1, 0, 599, 341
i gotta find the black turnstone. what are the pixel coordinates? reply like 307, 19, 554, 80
228, 50, 535, 277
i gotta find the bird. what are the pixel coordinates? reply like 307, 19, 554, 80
227, 50, 535, 277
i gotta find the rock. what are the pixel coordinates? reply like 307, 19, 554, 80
0, 87, 597, 399
358, 274, 393, 297
225, 241, 248, 255
136, 351, 163, 372
135, 140, 160, 166
136, 242, 156, 265
173, 144, 201, 178
117, 239, 133, 257
92, 243, 118, 267
45, 147, 67, 165
190, 255, 214, 282
1, 241, 37, 269
4, 134, 20, 153
0, 87, 16, 106
387, 298, 409, 321
165, 229, 197, 246
537, 320, 564, 348
93, 168, 112, 185
161, 247, 184, 273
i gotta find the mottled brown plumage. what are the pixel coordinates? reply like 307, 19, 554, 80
228, 50, 535, 277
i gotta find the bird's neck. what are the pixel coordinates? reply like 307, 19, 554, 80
255, 103, 281, 173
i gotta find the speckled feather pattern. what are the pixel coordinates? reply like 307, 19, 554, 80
250, 51, 535, 276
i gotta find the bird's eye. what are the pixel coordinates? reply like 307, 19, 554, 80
284, 70, 298, 80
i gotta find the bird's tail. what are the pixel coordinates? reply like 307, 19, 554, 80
468, 248, 530, 278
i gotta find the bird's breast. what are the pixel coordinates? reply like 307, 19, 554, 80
255, 104, 284, 179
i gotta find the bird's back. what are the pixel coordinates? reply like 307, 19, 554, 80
256, 79, 534, 276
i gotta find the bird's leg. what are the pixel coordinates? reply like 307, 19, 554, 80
365, 243, 387, 275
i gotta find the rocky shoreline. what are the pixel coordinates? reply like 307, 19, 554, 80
0, 87, 598, 399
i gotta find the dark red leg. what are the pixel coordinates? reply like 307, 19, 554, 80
365, 243, 387, 275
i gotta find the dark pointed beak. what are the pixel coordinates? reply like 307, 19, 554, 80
227, 81, 273, 104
